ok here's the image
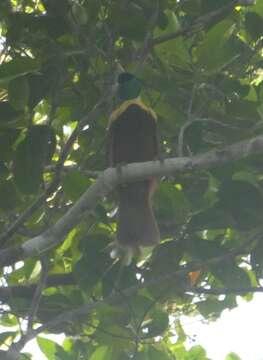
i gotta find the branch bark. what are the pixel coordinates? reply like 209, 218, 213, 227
0, 134, 263, 267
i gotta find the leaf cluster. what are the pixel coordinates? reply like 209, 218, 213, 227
0, 0, 263, 359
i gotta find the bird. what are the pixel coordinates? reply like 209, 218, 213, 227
108, 72, 160, 257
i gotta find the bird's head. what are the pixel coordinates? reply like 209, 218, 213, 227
117, 72, 142, 101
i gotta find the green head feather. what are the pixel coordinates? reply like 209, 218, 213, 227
118, 72, 142, 101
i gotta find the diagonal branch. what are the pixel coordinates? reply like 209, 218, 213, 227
151, 0, 241, 48
0, 101, 105, 247
1, 134, 263, 267
0, 62, 121, 247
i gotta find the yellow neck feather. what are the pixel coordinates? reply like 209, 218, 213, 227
108, 98, 157, 127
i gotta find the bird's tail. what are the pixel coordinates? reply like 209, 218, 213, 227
116, 180, 160, 248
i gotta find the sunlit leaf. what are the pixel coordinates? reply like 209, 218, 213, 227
37, 337, 57, 360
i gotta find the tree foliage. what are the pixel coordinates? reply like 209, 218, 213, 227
0, 0, 263, 359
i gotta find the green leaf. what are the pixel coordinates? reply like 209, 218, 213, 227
189, 205, 234, 231
155, 182, 190, 225
218, 180, 263, 230
186, 345, 208, 360
37, 294, 73, 324
0, 101, 21, 124
55, 346, 73, 360
128, 294, 154, 327
184, 236, 225, 261
74, 233, 111, 292
57, 228, 76, 255
214, 263, 251, 289
63, 171, 90, 201
112, 3, 148, 41
90, 346, 110, 360
175, 319, 187, 344
0, 2, 262, 358
94, 322, 133, 352
226, 99, 261, 124
225, 352, 242, 360
0, 314, 18, 327
217, 75, 250, 99
97, 304, 131, 329
0, 331, 17, 345
13, 125, 56, 194
196, 19, 237, 72
172, 343, 209, 360
147, 347, 171, 360
37, 337, 57, 360
141, 309, 169, 338
198, 298, 230, 318
154, 10, 191, 69
71, 3, 88, 25
252, 0, 263, 17
148, 241, 184, 277
0, 58, 39, 84
245, 12, 263, 41
8, 76, 29, 110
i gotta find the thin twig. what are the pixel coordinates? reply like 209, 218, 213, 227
19, 229, 259, 341
190, 286, 263, 295
0, 91, 109, 246
26, 257, 49, 331
177, 84, 197, 156
151, 0, 240, 48
0, 60, 120, 246
134, 0, 160, 74
2, 230, 260, 357
177, 117, 247, 157
3, 259, 49, 359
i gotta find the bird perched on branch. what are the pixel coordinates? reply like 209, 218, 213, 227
108, 73, 160, 257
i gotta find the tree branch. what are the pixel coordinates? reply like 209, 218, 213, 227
2, 229, 259, 356
0, 102, 104, 246
151, 0, 242, 48
191, 286, 263, 295
1, 134, 263, 267
16, 230, 258, 341
177, 117, 245, 156
0, 66, 119, 247
0, 273, 75, 302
